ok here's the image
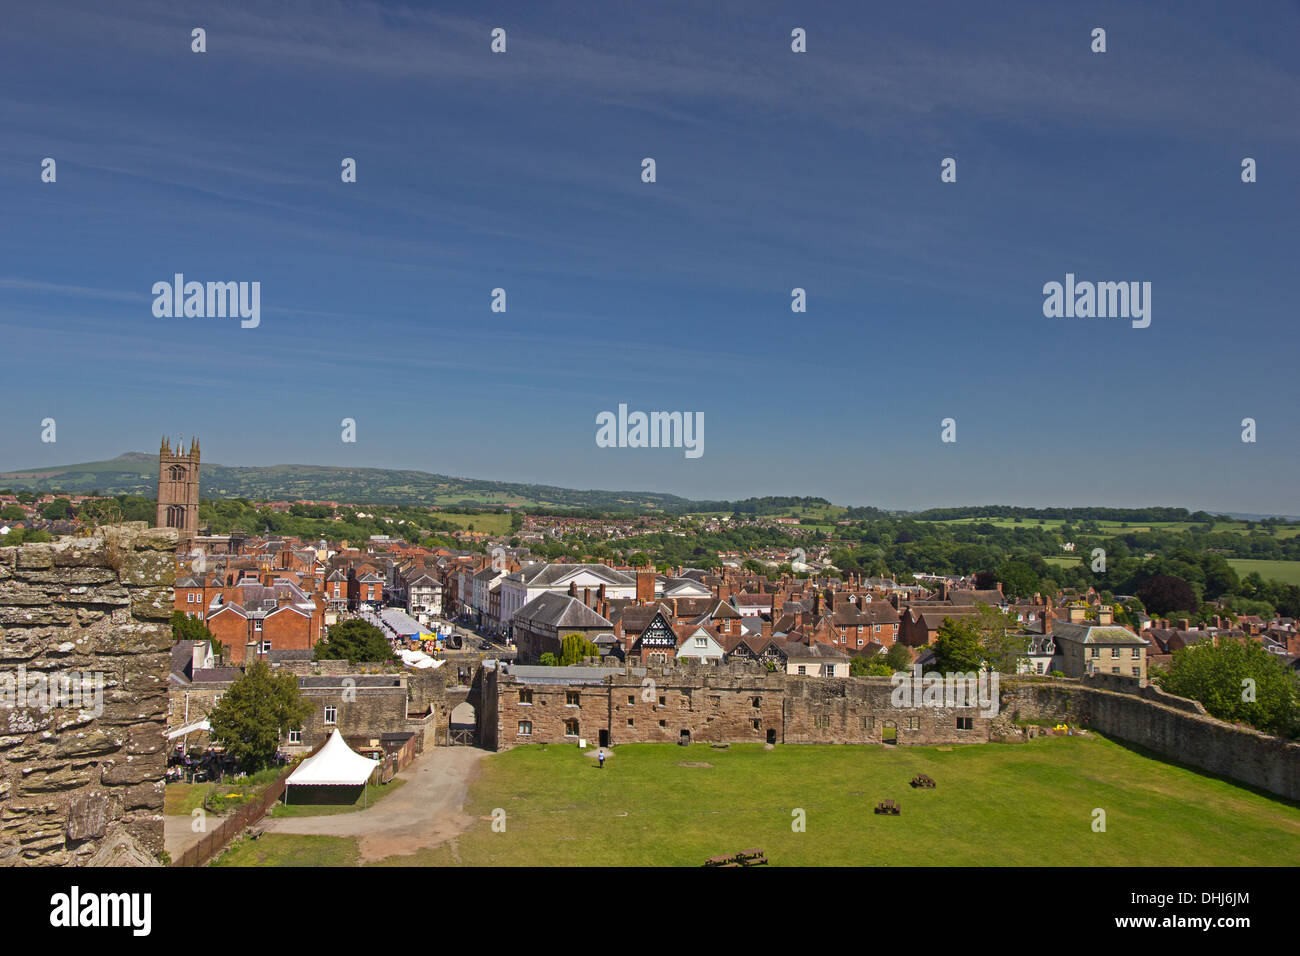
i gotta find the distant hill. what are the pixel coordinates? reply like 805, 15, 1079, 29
0, 453, 713, 513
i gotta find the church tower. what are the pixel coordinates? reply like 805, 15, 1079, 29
157, 436, 200, 542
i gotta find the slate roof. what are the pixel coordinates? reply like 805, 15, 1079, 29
513, 592, 613, 630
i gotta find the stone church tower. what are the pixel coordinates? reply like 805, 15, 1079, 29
156, 436, 200, 541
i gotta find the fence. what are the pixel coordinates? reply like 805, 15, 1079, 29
172, 743, 322, 867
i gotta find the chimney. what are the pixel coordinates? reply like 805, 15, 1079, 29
1179, 618, 1190, 632
636, 570, 655, 604
1096, 606, 1113, 626
583, 587, 591, 608
1041, 608, 1054, 635
598, 584, 606, 603
568, 581, 577, 597
1068, 605, 1087, 623
761, 619, 772, 640
773, 589, 786, 612
813, 593, 821, 617
719, 583, 731, 602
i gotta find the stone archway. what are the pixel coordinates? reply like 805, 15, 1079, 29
449, 701, 477, 746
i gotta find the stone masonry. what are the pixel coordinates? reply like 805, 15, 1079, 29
0, 523, 174, 865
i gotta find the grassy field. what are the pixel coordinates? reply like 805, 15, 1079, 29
433, 511, 513, 536
1226, 559, 1300, 586
214, 834, 360, 867
920, 517, 1300, 538
214, 736, 1300, 867
164, 783, 213, 816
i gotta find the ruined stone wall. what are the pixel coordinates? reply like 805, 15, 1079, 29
0, 524, 175, 865
492, 664, 786, 750
1002, 679, 1300, 802
783, 676, 995, 745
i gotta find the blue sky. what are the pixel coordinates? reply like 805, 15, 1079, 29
1, 1, 1297, 513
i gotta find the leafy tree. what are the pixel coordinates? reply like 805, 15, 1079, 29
1137, 574, 1198, 616
314, 619, 395, 663
1156, 640, 1300, 737
884, 642, 913, 671
993, 560, 1040, 599
850, 656, 892, 676
170, 610, 217, 648
0, 504, 25, 521
539, 652, 559, 666
972, 604, 1025, 674
931, 617, 986, 673
207, 661, 313, 771
39, 498, 74, 520
559, 633, 600, 666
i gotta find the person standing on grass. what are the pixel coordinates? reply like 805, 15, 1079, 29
598, 748, 605, 769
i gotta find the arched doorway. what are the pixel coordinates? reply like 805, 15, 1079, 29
449, 701, 477, 746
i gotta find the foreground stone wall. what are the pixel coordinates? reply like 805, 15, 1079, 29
0, 524, 175, 865
1003, 679, 1300, 802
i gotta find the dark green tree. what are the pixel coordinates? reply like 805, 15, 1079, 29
207, 661, 313, 771
559, 633, 600, 666
314, 619, 395, 664
884, 643, 913, 671
1156, 640, 1300, 737
931, 617, 986, 673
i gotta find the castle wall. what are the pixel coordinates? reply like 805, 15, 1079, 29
0, 524, 174, 865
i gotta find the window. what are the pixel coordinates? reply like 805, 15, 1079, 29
628, 695, 635, 705
813, 715, 830, 728
324, 706, 337, 725
823, 664, 837, 677
288, 729, 302, 744
957, 717, 973, 730
564, 719, 579, 737
566, 691, 580, 707
907, 716, 919, 730
518, 721, 532, 737
254, 619, 263, 632
519, 689, 533, 705
861, 716, 874, 730
261, 640, 272, 654
751, 696, 761, 708
658, 720, 666, 728
1036, 662, 1045, 674
627, 718, 634, 727
752, 719, 760, 730
1132, 667, 1141, 677
1090, 647, 1100, 658
658, 695, 666, 706
695, 637, 707, 647
797, 665, 807, 675
1111, 667, 1120, 674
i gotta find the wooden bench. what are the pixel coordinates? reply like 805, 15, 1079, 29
874, 799, 901, 815
910, 774, 936, 789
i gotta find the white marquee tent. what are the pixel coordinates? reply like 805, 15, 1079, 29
284, 729, 379, 801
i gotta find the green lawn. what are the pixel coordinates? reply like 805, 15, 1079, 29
1226, 559, 1300, 586
214, 834, 360, 867
268, 778, 406, 818
164, 783, 213, 816
367, 736, 1300, 867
